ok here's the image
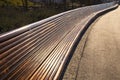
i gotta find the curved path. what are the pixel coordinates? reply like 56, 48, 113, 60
63, 6, 120, 80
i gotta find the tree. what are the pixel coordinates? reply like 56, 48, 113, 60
21, 0, 28, 11
78, 0, 102, 6
1, 0, 10, 7
93, 0, 102, 4
63, 0, 67, 10
71, 0, 76, 8
79, 0, 88, 5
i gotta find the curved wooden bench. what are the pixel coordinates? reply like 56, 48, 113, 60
0, 2, 118, 80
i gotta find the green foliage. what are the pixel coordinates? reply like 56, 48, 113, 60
0, 7, 62, 33
0, 0, 34, 6
0, 0, 102, 33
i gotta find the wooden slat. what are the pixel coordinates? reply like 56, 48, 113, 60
0, 2, 117, 80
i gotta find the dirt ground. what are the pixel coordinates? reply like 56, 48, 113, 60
63, 6, 120, 80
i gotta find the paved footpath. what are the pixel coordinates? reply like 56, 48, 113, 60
63, 6, 120, 80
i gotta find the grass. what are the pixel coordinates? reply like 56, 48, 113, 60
0, 7, 63, 34
0, 0, 34, 6
0, 0, 82, 34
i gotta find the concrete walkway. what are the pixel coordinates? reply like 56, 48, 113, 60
63, 6, 120, 80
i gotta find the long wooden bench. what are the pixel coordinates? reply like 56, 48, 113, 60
0, 2, 118, 80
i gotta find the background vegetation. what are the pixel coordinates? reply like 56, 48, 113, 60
0, 0, 103, 33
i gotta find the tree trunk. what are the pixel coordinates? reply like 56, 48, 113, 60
24, 0, 28, 10
71, 0, 74, 9
63, 0, 67, 10
21, 0, 28, 11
